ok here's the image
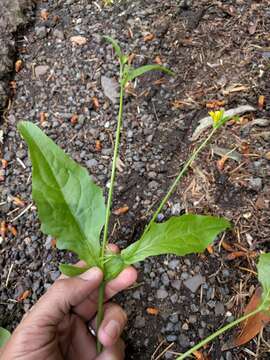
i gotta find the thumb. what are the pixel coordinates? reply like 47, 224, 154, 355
23, 267, 103, 326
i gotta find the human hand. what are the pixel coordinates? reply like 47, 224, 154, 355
0, 265, 137, 360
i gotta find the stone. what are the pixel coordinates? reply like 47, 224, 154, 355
53, 29, 64, 40
86, 159, 98, 168
134, 315, 145, 329
215, 302, 225, 315
101, 76, 119, 104
171, 279, 181, 290
249, 177, 263, 191
156, 288, 168, 299
35, 65, 49, 77
183, 274, 205, 293
35, 26, 47, 39
178, 334, 190, 348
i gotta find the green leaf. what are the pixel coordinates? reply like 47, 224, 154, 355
59, 263, 89, 277
124, 64, 175, 85
104, 254, 125, 281
104, 36, 123, 62
18, 121, 106, 267
258, 253, 270, 309
0, 327, 11, 348
122, 214, 231, 265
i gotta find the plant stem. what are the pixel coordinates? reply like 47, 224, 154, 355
144, 126, 217, 235
96, 65, 125, 353
100, 84, 124, 262
176, 307, 262, 359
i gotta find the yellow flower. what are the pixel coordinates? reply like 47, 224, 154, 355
209, 109, 224, 125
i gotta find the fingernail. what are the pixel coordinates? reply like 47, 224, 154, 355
103, 320, 120, 341
79, 267, 103, 281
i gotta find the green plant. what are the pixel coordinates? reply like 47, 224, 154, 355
18, 37, 231, 352
0, 327, 11, 348
176, 252, 270, 359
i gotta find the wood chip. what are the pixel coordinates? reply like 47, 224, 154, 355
92, 96, 100, 111
143, 33, 155, 42
113, 206, 129, 216
70, 114, 78, 125
17, 290, 31, 302
95, 140, 102, 152
146, 307, 159, 315
258, 95, 265, 110
15, 60, 23, 73
40, 9, 49, 20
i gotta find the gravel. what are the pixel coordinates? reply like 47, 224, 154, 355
1, 1, 270, 359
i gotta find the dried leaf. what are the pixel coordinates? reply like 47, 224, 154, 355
15, 60, 23, 73
127, 27, 133, 39
154, 56, 162, 65
143, 33, 155, 42
95, 140, 102, 152
227, 251, 257, 261
10, 80, 17, 94
146, 307, 159, 315
1, 159, 8, 169
264, 151, 270, 160
217, 155, 228, 171
221, 240, 235, 252
258, 95, 265, 110
70, 114, 78, 125
0, 221, 7, 240
8, 225, 17, 237
51, 238, 57, 248
40, 9, 49, 20
222, 288, 270, 350
128, 53, 135, 66
92, 97, 100, 111
113, 206, 129, 216
12, 196, 25, 207
248, 20, 258, 35
206, 100, 225, 109
39, 112, 47, 124
255, 196, 267, 210
17, 290, 31, 302
207, 244, 214, 254
193, 350, 209, 360
70, 36, 87, 46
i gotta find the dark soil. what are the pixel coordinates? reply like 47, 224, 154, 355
1, 0, 270, 359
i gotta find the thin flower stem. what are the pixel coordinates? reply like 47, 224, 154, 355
96, 64, 125, 353
100, 83, 124, 262
144, 126, 217, 235
176, 307, 262, 359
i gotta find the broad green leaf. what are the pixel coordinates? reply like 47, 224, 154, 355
59, 263, 89, 277
122, 214, 231, 265
124, 64, 175, 85
258, 253, 270, 309
0, 327, 11, 348
18, 121, 106, 267
104, 36, 123, 62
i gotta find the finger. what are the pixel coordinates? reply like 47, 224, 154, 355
107, 244, 119, 253
96, 303, 127, 347
95, 339, 125, 360
22, 267, 103, 327
73, 266, 137, 321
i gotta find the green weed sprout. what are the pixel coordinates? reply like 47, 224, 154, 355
18, 38, 232, 353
